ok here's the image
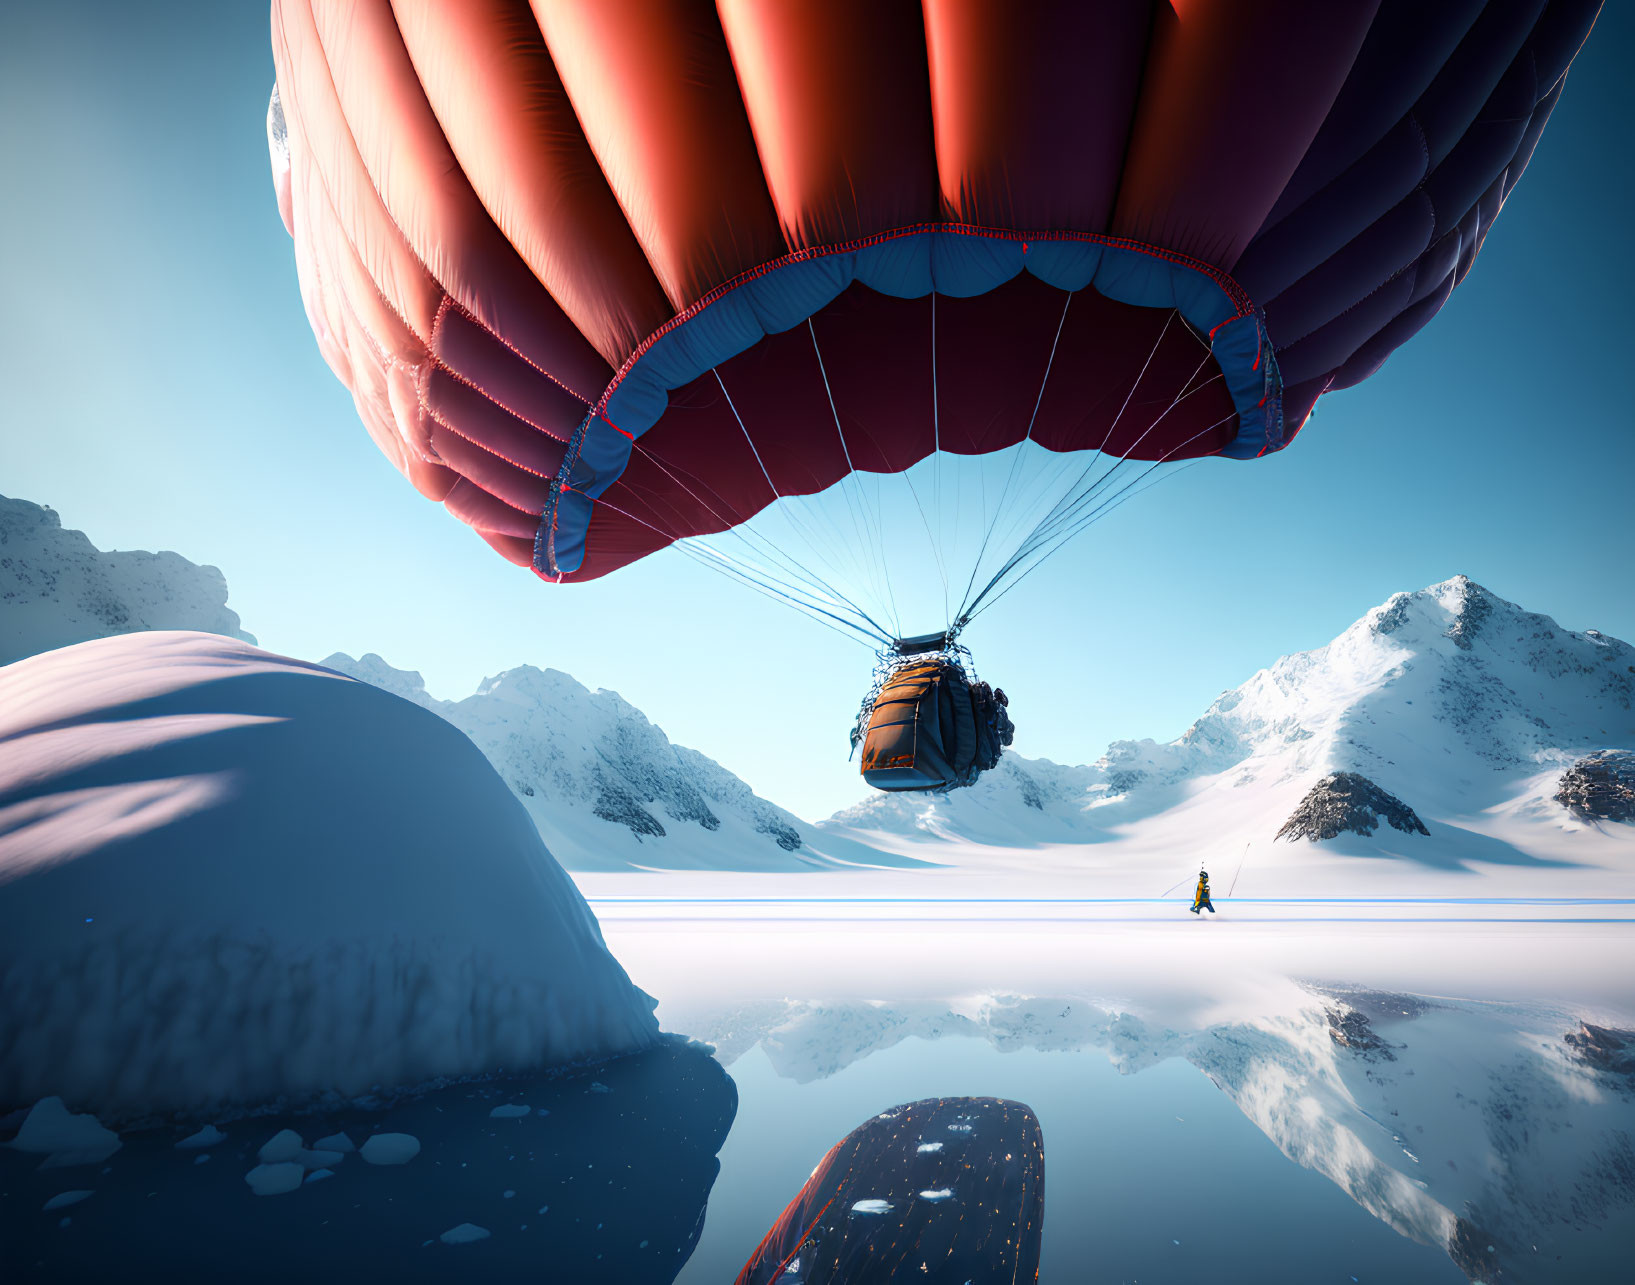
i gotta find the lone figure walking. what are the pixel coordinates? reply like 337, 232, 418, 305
1191, 869, 1215, 915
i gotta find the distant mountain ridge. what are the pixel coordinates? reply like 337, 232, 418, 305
320, 652, 918, 873
6, 493, 1629, 876
1, 493, 902, 873
1, 495, 253, 665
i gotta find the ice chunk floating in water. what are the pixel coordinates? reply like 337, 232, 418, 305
244, 1163, 303, 1196
360, 1133, 419, 1166
7, 1098, 121, 1168
42, 1190, 92, 1211
172, 1125, 224, 1151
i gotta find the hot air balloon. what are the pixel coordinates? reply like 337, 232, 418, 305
268, 0, 1600, 789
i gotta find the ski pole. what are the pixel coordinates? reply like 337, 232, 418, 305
1159, 870, 1196, 898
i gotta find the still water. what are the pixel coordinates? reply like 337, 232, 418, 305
593, 899, 1635, 1285
681, 1028, 1467, 1283
6, 918, 1632, 1283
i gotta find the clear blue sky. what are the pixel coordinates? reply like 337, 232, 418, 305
4, 4, 1631, 822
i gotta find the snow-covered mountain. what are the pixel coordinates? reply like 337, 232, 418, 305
10, 491, 1628, 881
321, 652, 921, 873
0, 494, 907, 874
0, 495, 253, 665
825, 577, 1635, 881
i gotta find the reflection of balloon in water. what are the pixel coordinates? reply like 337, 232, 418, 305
268, 1, 1598, 648
734, 1096, 1044, 1284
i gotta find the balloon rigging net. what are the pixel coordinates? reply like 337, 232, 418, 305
625, 294, 1224, 654
584, 291, 1222, 790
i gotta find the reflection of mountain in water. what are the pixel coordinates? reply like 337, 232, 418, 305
2, 1040, 736, 1283
677, 994, 1635, 1283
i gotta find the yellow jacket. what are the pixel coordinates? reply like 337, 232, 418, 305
1193, 878, 1211, 907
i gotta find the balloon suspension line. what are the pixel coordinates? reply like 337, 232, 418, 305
966, 309, 1190, 611
591, 483, 885, 650
1227, 841, 1252, 898
955, 311, 1225, 624
952, 289, 1076, 627
927, 291, 951, 629
615, 421, 895, 647
709, 368, 891, 618
964, 410, 1225, 625
609, 292, 1230, 658
811, 315, 948, 639
808, 317, 903, 641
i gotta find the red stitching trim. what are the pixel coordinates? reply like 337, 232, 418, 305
291, 6, 440, 352
426, 351, 573, 446
281, 18, 467, 480
311, 178, 445, 469
426, 406, 556, 483
765, 1195, 838, 1282
411, 361, 444, 465
297, 0, 602, 413
436, 295, 600, 407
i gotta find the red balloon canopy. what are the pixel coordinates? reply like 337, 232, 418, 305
269, 0, 1599, 582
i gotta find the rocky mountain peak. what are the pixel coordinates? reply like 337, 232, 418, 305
1276, 772, 1430, 842
1432, 574, 1495, 651
1555, 750, 1635, 822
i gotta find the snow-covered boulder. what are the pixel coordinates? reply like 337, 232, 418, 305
0, 632, 658, 1121
0, 495, 253, 665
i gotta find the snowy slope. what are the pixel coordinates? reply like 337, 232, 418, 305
1, 495, 254, 665
823, 577, 1635, 887
0, 632, 659, 1122
323, 652, 925, 874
